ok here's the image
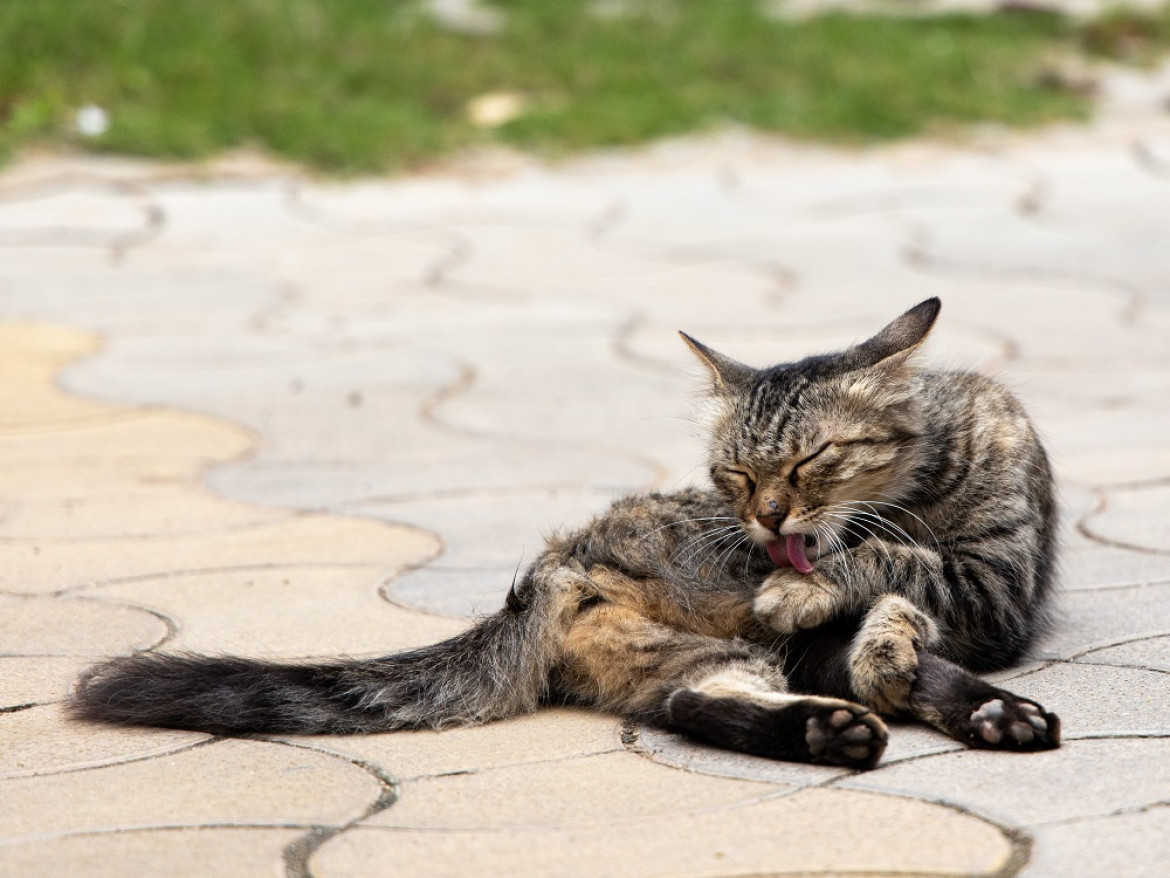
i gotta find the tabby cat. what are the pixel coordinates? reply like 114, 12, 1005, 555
74, 298, 1060, 769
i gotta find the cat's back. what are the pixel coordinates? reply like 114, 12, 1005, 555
915, 368, 1054, 532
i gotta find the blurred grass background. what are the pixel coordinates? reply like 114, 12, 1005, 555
1, 0, 1169, 173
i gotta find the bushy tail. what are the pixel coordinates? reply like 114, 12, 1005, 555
73, 590, 568, 735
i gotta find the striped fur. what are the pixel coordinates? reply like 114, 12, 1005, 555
74, 299, 1059, 765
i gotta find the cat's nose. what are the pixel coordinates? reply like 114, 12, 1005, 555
756, 499, 787, 533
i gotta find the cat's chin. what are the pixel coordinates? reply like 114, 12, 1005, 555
766, 534, 816, 574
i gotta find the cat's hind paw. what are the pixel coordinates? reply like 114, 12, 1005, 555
667, 689, 888, 770
803, 701, 890, 770
967, 695, 1061, 751
908, 652, 1061, 753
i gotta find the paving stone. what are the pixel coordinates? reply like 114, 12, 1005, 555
0, 411, 251, 475
839, 738, 1170, 827
284, 707, 622, 781
1140, 135, 1170, 179
293, 170, 609, 232
1083, 484, 1170, 554
0, 738, 379, 838
0, 595, 168, 656
96, 566, 464, 657
0, 487, 287, 540
1060, 542, 1170, 592
317, 786, 1011, 878
1027, 151, 1170, 242
0, 514, 438, 596
0, 703, 204, 779
278, 234, 454, 294
1022, 805, 1170, 878
439, 224, 672, 295
3, 266, 280, 337
0, 828, 305, 878
0, 186, 155, 247
1042, 581, 1170, 659
147, 181, 329, 253
0, 657, 91, 709
910, 192, 1170, 301
632, 720, 961, 784
1074, 634, 1170, 673
1001, 662, 1169, 737
369, 750, 784, 830
0, 325, 110, 432
367, 490, 629, 616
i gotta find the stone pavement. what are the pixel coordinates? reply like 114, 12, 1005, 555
3, 65, 1170, 877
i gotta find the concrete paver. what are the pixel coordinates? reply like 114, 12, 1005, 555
0, 829, 308, 878
315, 787, 1014, 878
0, 738, 380, 836
2, 61, 1170, 878
1023, 807, 1170, 878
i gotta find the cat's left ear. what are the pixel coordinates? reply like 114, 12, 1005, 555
843, 297, 940, 376
679, 332, 755, 394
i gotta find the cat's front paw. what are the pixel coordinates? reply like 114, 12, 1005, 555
754, 570, 838, 634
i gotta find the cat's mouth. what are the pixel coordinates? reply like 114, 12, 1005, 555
765, 533, 817, 574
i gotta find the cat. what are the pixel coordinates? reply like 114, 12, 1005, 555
73, 298, 1060, 769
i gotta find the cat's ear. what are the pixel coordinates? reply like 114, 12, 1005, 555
843, 297, 940, 375
679, 332, 755, 394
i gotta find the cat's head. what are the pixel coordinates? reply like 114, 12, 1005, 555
681, 298, 940, 571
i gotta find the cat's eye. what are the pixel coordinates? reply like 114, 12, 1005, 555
789, 441, 833, 485
724, 468, 756, 493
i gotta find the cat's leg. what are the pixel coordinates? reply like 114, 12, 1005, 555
781, 602, 1060, 751
557, 600, 888, 769
908, 651, 1060, 751
665, 667, 888, 769
847, 594, 939, 714
761, 591, 941, 714
752, 541, 948, 636
754, 538, 1041, 675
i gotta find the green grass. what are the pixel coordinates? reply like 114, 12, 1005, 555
2, 0, 1169, 173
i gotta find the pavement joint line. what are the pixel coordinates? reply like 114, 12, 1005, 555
51, 562, 404, 596
386, 745, 629, 784
816, 783, 1033, 878
1027, 799, 1170, 830
1055, 577, 1170, 593
83, 597, 173, 654
416, 354, 672, 487
1, 735, 218, 781
255, 736, 400, 878
0, 822, 321, 848
1064, 630, 1170, 660
898, 237, 1149, 326
0, 511, 317, 544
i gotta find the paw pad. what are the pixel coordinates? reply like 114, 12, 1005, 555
968, 695, 1059, 751
804, 703, 888, 769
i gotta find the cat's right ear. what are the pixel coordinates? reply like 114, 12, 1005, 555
679, 332, 755, 394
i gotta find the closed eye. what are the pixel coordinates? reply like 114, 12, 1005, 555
724, 468, 757, 494
789, 441, 832, 485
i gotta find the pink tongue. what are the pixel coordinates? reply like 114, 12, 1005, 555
766, 539, 789, 567
786, 533, 815, 574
